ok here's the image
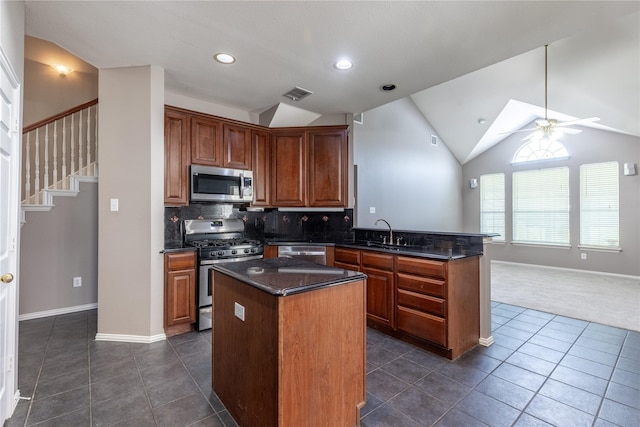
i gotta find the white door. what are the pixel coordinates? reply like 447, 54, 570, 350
0, 47, 21, 424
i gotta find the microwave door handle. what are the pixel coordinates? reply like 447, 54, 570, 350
239, 172, 245, 199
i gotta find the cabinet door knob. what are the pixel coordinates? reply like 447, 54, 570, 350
1, 273, 14, 283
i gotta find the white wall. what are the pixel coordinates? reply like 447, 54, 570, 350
23, 36, 98, 126
462, 126, 640, 276
20, 183, 98, 315
97, 66, 165, 340
354, 97, 463, 232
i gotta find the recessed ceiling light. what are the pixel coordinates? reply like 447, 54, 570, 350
380, 84, 396, 91
214, 53, 236, 64
334, 59, 353, 70
478, 118, 487, 124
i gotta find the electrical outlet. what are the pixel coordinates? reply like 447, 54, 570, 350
73, 277, 82, 287
580, 253, 587, 260
369, 207, 376, 214
234, 302, 245, 321
110, 198, 119, 212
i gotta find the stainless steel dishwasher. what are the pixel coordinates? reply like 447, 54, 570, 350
277, 245, 327, 265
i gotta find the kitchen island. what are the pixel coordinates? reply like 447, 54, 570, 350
210, 257, 367, 427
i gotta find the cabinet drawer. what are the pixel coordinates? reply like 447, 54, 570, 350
397, 306, 446, 347
397, 273, 445, 298
166, 252, 196, 270
397, 289, 445, 317
334, 261, 359, 272
362, 251, 393, 271
335, 248, 361, 266
397, 256, 446, 279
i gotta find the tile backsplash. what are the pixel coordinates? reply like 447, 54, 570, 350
164, 204, 354, 248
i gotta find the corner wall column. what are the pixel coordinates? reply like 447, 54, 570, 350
96, 65, 165, 342
479, 236, 494, 346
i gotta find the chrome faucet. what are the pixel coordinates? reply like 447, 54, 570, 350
375, 219, 392, 245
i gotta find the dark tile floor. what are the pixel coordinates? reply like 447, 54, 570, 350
5, 302, 640, 426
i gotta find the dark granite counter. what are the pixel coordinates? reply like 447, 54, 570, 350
265, 240, 336, 246
336, 242, 481, 260
160, 246, 197, 254
210, 257, 366, 296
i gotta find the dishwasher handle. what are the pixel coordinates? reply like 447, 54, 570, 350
277, 246, 327, 265
279, 250, 326, 256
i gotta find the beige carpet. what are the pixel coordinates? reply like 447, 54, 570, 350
491, 261, 640, 332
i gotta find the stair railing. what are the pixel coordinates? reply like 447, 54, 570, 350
22, 99, 98, 205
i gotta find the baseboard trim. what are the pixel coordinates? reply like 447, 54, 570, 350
19, 303, 98, 321
491, 260, 640, 281
94, 332, 166, 344
479, 336, 494, 347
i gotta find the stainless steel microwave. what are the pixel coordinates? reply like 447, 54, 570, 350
190, 165, 254, 203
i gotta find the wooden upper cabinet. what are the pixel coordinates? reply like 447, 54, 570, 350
251, 129, 271, 206
308, 128, 348, 207
191, 116, 223, 166
164, 109, 190, 205
271, 130, 306, 206
223, 123, 252, 170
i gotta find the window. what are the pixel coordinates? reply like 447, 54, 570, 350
480, 173, 505, 241
580, 162, 619, 248
513, 139, 569, 164
513, 167, 569, 245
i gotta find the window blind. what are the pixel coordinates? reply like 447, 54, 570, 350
480, 173, 505, 241
580, 162, 619, 248
513, 167, 569, 245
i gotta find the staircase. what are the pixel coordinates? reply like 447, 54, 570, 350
21, 99, 99, 222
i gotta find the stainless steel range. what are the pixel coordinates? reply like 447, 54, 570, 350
183, 218, 263, 331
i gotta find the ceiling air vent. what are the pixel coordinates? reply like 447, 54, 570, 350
282, 86, 313, 101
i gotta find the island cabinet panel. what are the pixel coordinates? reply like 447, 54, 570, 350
212, 271, 366, 427
251, 129, 271, 206
164, 251, 196, 336
307, 128, 348, 207
271, 131, 306, 206
222, 123, 252, 170
191, 115, 223, 166
164, 109, 190, 206
395, 255, 479, 359
332, 246, 481, 359
446, 256, 481, 359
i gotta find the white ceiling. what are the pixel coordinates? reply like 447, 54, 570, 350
24, 1, 640, 164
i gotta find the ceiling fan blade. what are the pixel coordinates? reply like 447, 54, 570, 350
520, 132, 538, 141
499, 127, 537, 135
557, 127, 582, 135
556, 117, 600, 127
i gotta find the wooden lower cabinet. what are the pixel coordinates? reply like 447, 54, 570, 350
333, 247, 480, 359
164, 251, 197, 336
213, 271, 366, 427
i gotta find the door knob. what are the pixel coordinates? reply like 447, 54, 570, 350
1, 273, 14, 283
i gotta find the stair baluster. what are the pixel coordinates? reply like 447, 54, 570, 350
21, 99, 99, 212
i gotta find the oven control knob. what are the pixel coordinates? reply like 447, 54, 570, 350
231, 250, 237, 255
217, 251, 224, 256
244, 249, 250, 254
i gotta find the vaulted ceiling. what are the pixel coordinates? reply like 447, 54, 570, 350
24, 1, 639, 164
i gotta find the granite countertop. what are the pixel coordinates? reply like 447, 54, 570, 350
210, 257, 366, 296
265, 240, 336, 246
335, 242, 481, 260
160, 246, 196, 254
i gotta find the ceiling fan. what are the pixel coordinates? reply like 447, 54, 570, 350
511, 44, 600, 142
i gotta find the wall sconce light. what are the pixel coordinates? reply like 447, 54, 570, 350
469, 178, 478, 189
52, 64, 73, 77
623, 162, 637, 176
